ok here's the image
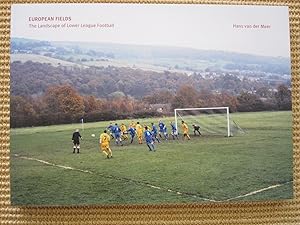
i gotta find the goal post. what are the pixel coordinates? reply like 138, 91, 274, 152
174, 107, 231, 137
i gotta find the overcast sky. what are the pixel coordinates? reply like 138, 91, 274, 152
11, 3, 291, 57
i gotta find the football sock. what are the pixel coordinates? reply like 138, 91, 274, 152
108, 148, 112, 156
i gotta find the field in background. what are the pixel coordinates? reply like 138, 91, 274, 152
10, 111, 293, 206
10, 53, 220, 74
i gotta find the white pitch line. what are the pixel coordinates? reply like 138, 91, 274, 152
14, 154, 93, 174
146, 184, 162, 190
223, 181, 293, 202
14, 154, 292, 202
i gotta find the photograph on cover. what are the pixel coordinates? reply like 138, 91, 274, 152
10, 3, 293, 205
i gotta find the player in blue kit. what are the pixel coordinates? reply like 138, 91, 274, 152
163, 125, 168, 139
151, 122, 160, 143
107, 123, 115, 140
113, 123, 123, 146
127, 126, 136, 144
170, 122, 179, 140
144, 126, 155, 151
158, 120, 168, 140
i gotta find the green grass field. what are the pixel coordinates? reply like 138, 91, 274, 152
10, 111, 293, 206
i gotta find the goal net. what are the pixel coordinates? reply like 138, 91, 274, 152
174, 107, 231, 137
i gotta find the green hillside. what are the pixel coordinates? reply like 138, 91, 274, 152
10, 53, 87, 68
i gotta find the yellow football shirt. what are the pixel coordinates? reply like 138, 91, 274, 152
182, 123, 189, 134
136, 124, 143, 135
100, 133, 110, 144
120, 124, 127, 133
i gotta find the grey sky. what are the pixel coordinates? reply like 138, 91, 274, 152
11, 3, 290, 57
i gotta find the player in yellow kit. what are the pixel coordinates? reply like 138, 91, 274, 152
130, 121, 136, 129
135, 121, 143, 144
181, 120, 191, 140
120, 123, 128, 141
99, 130, 113, 159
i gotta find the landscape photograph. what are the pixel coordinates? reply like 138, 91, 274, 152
10, 3, 293, 205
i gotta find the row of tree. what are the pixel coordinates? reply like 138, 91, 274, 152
11, 61, 289, 99
11, 84, 291, 128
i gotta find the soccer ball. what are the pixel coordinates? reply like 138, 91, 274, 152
91, 134, 95, 137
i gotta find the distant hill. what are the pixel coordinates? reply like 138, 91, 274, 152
11, 37, 291, 75
10, 53, 86, 68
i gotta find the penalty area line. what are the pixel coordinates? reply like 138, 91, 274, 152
223, 180, 293, 202
144, 184, 219, 202
14, 154, 93, 174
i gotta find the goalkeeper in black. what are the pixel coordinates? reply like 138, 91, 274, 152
72, 129, 82, 153
192, 124, 202, 136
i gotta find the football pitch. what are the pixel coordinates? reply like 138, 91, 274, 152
10, 111, 293, 206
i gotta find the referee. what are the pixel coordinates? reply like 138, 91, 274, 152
72, 129, 82, 153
